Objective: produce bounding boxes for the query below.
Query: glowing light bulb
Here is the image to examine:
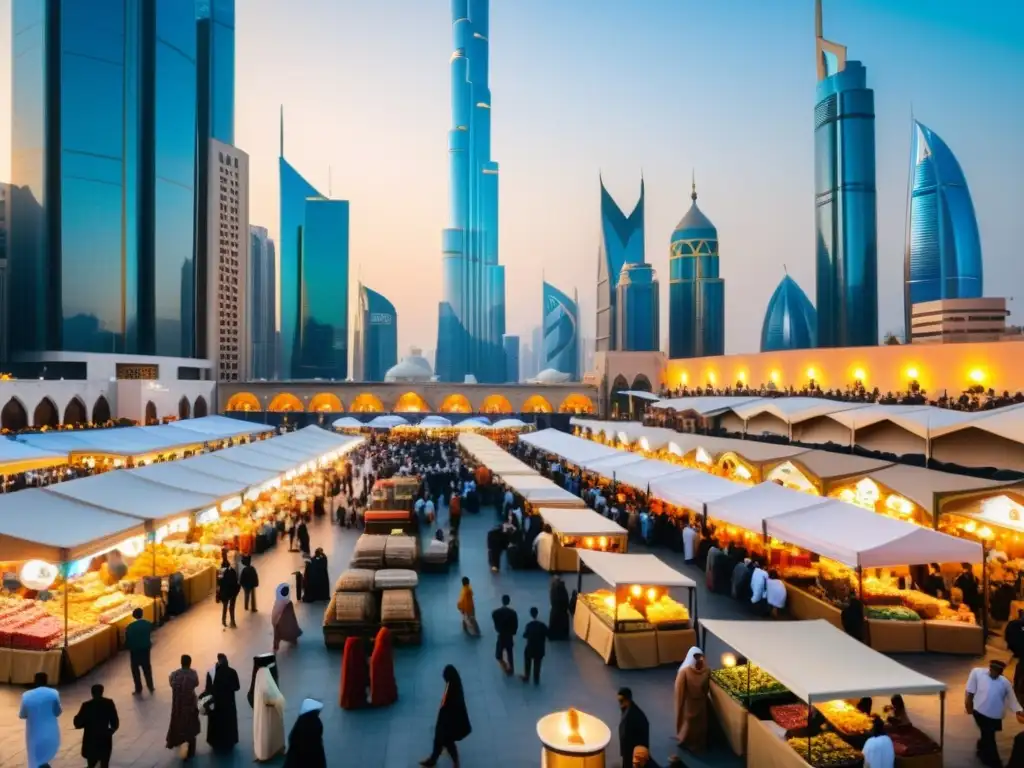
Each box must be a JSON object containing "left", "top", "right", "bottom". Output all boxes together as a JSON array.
[
  {"left": 806, "top": 367, "right": 816, "bottom": 380},
  {"left": 737, "top": 371, "right": 746, "bottom": 383},
  {"left": 584, "top": 536, "right": 595, "bottom": 548},
  {"left": 721, "top": 653, "right": 737, "bottom": 668},
  {"left": 969, "top": 368, "right": 985, "bottom": 384},
  {"left": 906, "top": 367, "right": 919, "bottom": 380},
  {"left": 598, "top": 536, "right": 608, "bottom": 549},
  {"left": 646, "top": 588, "right": 658, "bottom": 602},
  {"left": 630, "top": 585, "right": 643, "bottom": 598},
  {"left": 854, "top": 368, "right": 866, "bottom": 381},
  {"left": 770, "top": 370, "right": 780, "bottom": 384}
]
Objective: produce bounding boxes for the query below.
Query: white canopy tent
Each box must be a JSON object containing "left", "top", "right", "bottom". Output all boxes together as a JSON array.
[
  {"left": 649, "top": 396, "right": 763, "bottom": 416},
  {"left": 704, "top": 482, "right": 830, "bottom": 532},
  {"left": 608, "top": 459, "right": 689, "bottom": 491},
  {"left": 173, "top": 454, "right": 279, "bottom": 486},
  {"left": 649, "top": 472, "right": 745, "bottom": 513},
  {"left": 490, "top": 418, "right": 529, "bottom": 429},
  {"left": 366, "top": 415, "right": 409, "bottom": 429},
  {"left": 46, "top": 471, "right": 223, "bottom": 524},
  {"left": 578, "top": 452, "right": 647, "bottom": 473},
  {"left": 215, "top": 444, "right": 306, "bottom": 472},
  {"left": 333, "top": 416, "right": 365, "bottom": 429},
  {"left": 237, "top": 439, "right": 316, "bottom": 463},
  {"left": 519, "top": 429, "right": 620, "bottom": 465},
  {"left": 539, "top": 507, "right": 628, "bottom": 536},
  {"left": 419, "top": 415, "right": 453, "bottom": 428},
  {"left": 577, "top": 549, "right": 696, "bottom": 589},
  {"left": 0, "top": 439, "right": 68, "bottom": 474},
  {"left": 131, "top": 461, "right": 252, "bottom": 498}
]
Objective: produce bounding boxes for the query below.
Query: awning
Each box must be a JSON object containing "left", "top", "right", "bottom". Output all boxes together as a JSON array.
[
  {"left": 609, "top": 459, "right": 688, "bottom": 491},
  {"left": 519, "top": 429, "right": 620, "bottom": 465},
  {"left": 776, "top": 452, "right": 894, "bottom": 482},
  {"left": 730, "top": 397, "right": 872, "bottom": 424},
  {"left": 649, "top": 396, "right": 763, "bottom": 416},
  {"left": 333, "top": 416, "right": 365, "bottom": 429},
  {"left": 649, "top": 472, "right": 745, "bottom": 512},
  {"left": 491, "top": 418, "right": 528, "bottom": 429},
  {"left": 539, "top": 507, "right": 627, "bottom": 536},
  {"left": 419, "top": 415, "right": 453, "bottom": 428},
  {"left": 45, "top": 471, "right": 222, "bottom": 524},
  {"left": 705, "top": 482, "right": 829, "bottom": 531},
  {"left": 766, "top": 499, "right": 983, "bottom": 568},
  {"left": 0, "top": 439, "right": 68, "bottom": 474},
  {"left": 366, "top": 415, "right": 409, "bottom": 428},
  {"left": 175, "top": 454, "right": 279, "bottom": 486},
  {"left": 862, "top": 464, "right": 1016, "bottom": 517},
  {"left": 701, "top": 619, "right": 946, "bottom": 701},
  {"left": 577, "top": 453, "right": 647, "bottom": 473},
  {"left": 577, "top": 550, "right": 696, "bottom": 589},
  {"left": 617, "top": 390, "right": 661, "bottom": 401},
  {"left": 131, "top": 461, "right": 251, "bottom": 498}
]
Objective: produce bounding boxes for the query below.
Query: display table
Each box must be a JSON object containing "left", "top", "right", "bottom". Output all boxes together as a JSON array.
[
  {"left": 0, "top": 648, "right": 12, "bottom": 684},
  {"left": 745, "top": 714, "right": 809, "bottom": 768},
  {"left": 64, "top": 626, "right": 118, "bottom": 679},
  {"left": 709, "top": 679, "right": 747, "bottom": 756},
  {"left": 923, "top": 620, "right": 984, "bottom": 655},
  {"left": 9, "top": 648, "right": 61, "bottom": 685},
  {"left": 573, "top": 600, "right": 695, "bottom": 668},
  {"left": 784, "top": 584, "right": 843, "bottom": 629},
  {"left": 185, "top": 566, "right": 216, "bottom": 606},
  {"left": 537, "top": 508, "right": 628, "bottom": 572},
  {"left": 866, "top": 619, "right": 926, "bottom": 653}
]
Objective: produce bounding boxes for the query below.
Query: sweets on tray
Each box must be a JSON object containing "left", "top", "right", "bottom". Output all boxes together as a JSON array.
[
  {"left": 644, "top": 595, "right": 689, "bottom": 625},
  {"left": 580, "top": 590, "right": 645, "bottom": 623},
  {"left": 787, "top": 732, "right": 862, "bottom": 767},
  {"left": 815, "top": 700, "right": 873, "bottom": 736},
  {"left": 770, "top": 703, "right": 809, "bottom": 731}
]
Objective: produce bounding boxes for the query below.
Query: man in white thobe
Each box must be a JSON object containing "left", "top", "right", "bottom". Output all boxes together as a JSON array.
[
  {"left": 20, "top": 673, "right": 61, "bottom": 768},
  {"left": 750, "top": 564, "right": 768, "bottom": 605},
  {"left": 682, "top": 524, "right": 697, "bottom": 563}
]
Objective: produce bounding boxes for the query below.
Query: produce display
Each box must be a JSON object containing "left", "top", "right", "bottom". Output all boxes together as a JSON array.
[
  {"left": 815, "top": 700, "right": 873, "bottom": 736},
  {"left": 711, "top": 664, "right": 788, "bottom": 701},
  {"left": 196, "top": 516, "right": 257, "bottom": 547},
  {"left": 580, "top": 590, "right": 645, "bottom": 624},
  {"left": 787, "top": 732, "right": 862, "bottom": 767},
  {"left": 644, "top": 595, "right": 689, "bottom": 625},
  {"left": 770, "top": 703, "right": 810, "bottom": 731},
  {"left": 865, "top": 606, "right": 921, "bottom": 622},
  {"left": 889, "top": 726, "right": 941, "bottom": 758},
  {"left": 124, "top": 543, "right": 219, "bottom": 580}
]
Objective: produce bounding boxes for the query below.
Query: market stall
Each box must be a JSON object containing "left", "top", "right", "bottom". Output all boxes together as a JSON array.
[
  {"left": 535, "top": 507, "right": 628, "bottom": 572},
  {"left": 0, "top": 439, "right": 68, "bottom": 478},
  {"left": 700, "top": 618, "right": 946, "bottom": 767},
  {"left": 649, "top": 471, "right": 745, "bottom": 518},
  {"left": 500, "top": 473, "right": 586, "bottom": 511},
  {"left": 573, "top": 550, "right": 696, "bottom": 669},
  {"left": 519, "top": 428, "right": 620, "bottom": 466}
]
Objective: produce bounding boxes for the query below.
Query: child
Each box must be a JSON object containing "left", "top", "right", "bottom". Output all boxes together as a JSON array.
[{"left": 457, "top": 576, "right": 479, "bottom": 636}]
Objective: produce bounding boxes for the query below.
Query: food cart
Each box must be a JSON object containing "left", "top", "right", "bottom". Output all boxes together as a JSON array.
[
  {"left": 535, "top": 507, "right": 628, "bottom": 572},
  {"left": 701, "top": 619, "right": 945, "bottom": 767},
  {"left": 573, "top": 550, "right": 696, "bottom": 669}
]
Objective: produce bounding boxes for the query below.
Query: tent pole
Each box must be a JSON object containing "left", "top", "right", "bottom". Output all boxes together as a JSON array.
[
  {"left": 939, "top": 690, "right": 946, "bottom": 750},
  {"left": 858, "top": 565, "right": 864, "bottom": 599},
  {"left": 807, "top": 696, "right": 812, "bottom": 759},
  {"left": 982, "top": 541, "right": 990, "bottom": 644}
]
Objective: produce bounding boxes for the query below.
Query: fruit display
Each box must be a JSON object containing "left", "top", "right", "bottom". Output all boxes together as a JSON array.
[
  {"left": 780, "top": 565, "right": 818, "bottom": 584},
  {"left": 787, "top": 732, "right": 862, "bottom": 767},
  {"left": 866, "top": 606, "right": 921, "bottom": 622},
  {"left": 889, "top": 726, "right": 941, "bottom": 757},
  {"left": 711, "top": 664, "right": 789, "bottom": 701},
  {"left": 815, "top": 700, "right": 873, "bottom": 736},
  {"left": 644, "top": 595, "right": 689, "bottom": 625},
  {"left": 580, "top": 590, "right": 645, "bottom": 624},
  {"left": 900, "top": 591, "right": 948, "bottom": 620},
  {"left": 197, "top": 516, "right": 258, "bottom": 547},
  {"left": 770, "top": 703, "right": 810, "bottom": 731},
  {"left": 860, "top": 578, "right": 904, "bottom": 606},
  {"left": 124, "top": 543, "right": 218, "bottom": 580}
]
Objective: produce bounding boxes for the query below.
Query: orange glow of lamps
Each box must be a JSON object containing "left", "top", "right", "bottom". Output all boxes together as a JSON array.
[
  {"left": 906, "top": 366, "right": 919, "bottom": 380},
  {"left": 806, "top": 367, "right": 816, "bottom": 380},
  {"left": 737, "top": 371, "right": 746, "bottom": 383},
  {"left": 630, "top": 585, "right": 643, "bottom": 598},
  {"left": 598, "top": 536, "right": 608, "bottom": 549},
  {"left": 853, "top": 368, "right": 866, "bottom": 381},
  {"left": 969, "top": 368, "right": 985, "bottom": 384},
  {"left": 770, "top": 370, "right": 780, "bottom": 384},
  {"left": 646, "top": 588, "right": 658, "bottom": 602}
]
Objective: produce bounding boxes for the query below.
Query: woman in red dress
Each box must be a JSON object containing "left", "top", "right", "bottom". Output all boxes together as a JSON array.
[
  {"left": 339, "top": 637, "right": 368, "bottom": 710},
  {"left": 369, "top": 627, "right": 398, "bottom": 706}
]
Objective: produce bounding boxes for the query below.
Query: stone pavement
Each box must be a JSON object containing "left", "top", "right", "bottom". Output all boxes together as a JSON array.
[{"left": 0, "top": 496, "right": 1008, "bottom": 767}]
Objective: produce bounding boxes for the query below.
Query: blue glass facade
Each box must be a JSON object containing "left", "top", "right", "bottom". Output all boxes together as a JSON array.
[
  {"left": 503, "top": 334, "right": 519, "bottom": 383},
  {"left": 9, "top": 0, "right": 200, "bottom": 357},
  {"left": 596, "top": 178, "right": 645, "bottom": 352},
  {"left": 903, "top": 121, "right": 983, "bottom": 339},
  {"left": 250, "top": 225, "right": 277, "bottom": 379},
  {"left": 542, "top": 281, "right": 579, "bottom": 379},
  {"left": 814, "top": 2, "right": 877, "bottom": 349},
  {"left": 356, "top": 284, "right": 398, "bottom": 383},
  {"left": 761, "top": 274, "right": 818, "bottom": 352},
  {"left": 615, "top": 263, "right": 659, "bottom": 352},
  {"left": 436, "top": 0, "right": 506, "bottom": 384},
  {"left": 668, "top": 184, "right": 724, "bottom": 359}
]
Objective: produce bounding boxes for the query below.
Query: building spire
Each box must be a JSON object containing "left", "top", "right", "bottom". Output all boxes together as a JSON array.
[
  {"left": 279, "top": 105, "right": 284, "bottom": 157},
  {"left": 690, "top": 169, "right": 697, "bottom": 202},
  {"left": 784, "top": 263, "right": 788, "bottom": 275}
]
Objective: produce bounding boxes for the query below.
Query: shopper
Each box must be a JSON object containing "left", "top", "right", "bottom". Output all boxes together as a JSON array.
[
  {"left": 548, "top": 576, "right": 571, "bottom": 640},
  {"left": 674, "top": 648, "right": 710, "bottom": 753},
  {"left": 20, "top": 672, "right": 62, "bottom": 768},
  {"left": 203, "top": 654, "right": 240, "bottom": 754},
  {"left": 420, "top": 665, "right": 471, "bottom": 767},
  {"left": 166, "top": 655, "right": 201, "bottom": 761},
  {"left": 240, "top": 556, "right": 259, "bottom": 613},
  {"left": 124, "top": 607, "right": 155, "bottom": 694},
  {"left": 492, "top": 594, "right": 519, "bottom": 676},
  {"left": 457, "top": 577, "right": 479, "bottom": 636},
  {"left": 861, "top": 716, "right": 895, "bottom": 768},
  {"left": 283, "top": 699, "right": 327, "bottom": 768},
  {"left": 251, "top": 656, "right": 286, "bottom": 762},
  {"left": 521, "top": 607, "right": 547, "bottom": 685},
  {"left": 617, "top": 687, "right": 650, "bottom": 768},
  {"left": 965, "top": 658, "right": 1024, "bottom": 767},
  {"left": 272, "top": 584, "right": 303, "bottom": 652},
  {"left": 217, "top": 553, "right": 240, "bottom": 629},
  {"left": 73, "top": 684, "right": 119, "bottom": 768}
]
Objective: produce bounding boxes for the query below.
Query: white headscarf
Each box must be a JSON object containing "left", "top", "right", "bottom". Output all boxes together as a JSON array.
[
  {"left": 299, "top": 698, "right": 324, "bottom": 715},
  {"left": 679, "top": 646, "right": 704, "bottom": 672},
  {"left": 275, "top": 583, "right": 290, "bottom": 604}
]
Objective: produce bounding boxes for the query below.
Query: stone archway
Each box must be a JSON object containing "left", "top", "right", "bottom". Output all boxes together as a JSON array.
[
  {"left": 558, "top": 393, "right": 595, "bottom": 414},
  {"left": 480, "top": 394, "right": 514, "bottom": 414},
  {"left": 439, "top": 393, "right": 472, "bottom": 413},
  {"left": 309, "top": 392, "right": 344, "bottom": 413},
  {"left": 33, "top": 397, "right": 59, "bottom": 428},
  {"left": 178, "top": 396, "right": 192, "bottom": 420},
  {"left": 610, "top": 374, "right": 631, "bottom": 418},
  {"left": 145, "top": 401, "right": 158, "bottom": 425},
  {"left": 1, "top": 398, "right": 28, "bottom": 432},
  {"left": 225, "top": 392, "right": 260, "bottom": 412},
  {"left": 92, "top": 396, "right": 112, "bottom": 425},
  {"left": 394, "top": 392, "right": 430, "bottom": 413},
  {"left": 631, "top": 374, "right": 653, "bottom": 392},
  {"left": 349, "top": 393, "right": 385, "bottom": 413},
  {"left": 521, "top": 395, "right": 553, "bottom": 414},
  {"left": 194, "top": 396, "right": 208, "bottom": 418},
  {"left": 268, "top": 393, "right": 303, "bottom": 412},
  {"left": 63, "top": 397, "right": 88, "bottom": 426}
]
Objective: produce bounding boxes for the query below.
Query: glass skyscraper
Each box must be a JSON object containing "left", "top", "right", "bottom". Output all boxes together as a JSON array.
[
  {"left": 668, "top": 181, "right": 724, "bottom": 359},
  {"left": 435, "top": 0, "right": 506, "bottom": 384},
  {"left": 10, "top": 0, "right": 199, "bottom": 357},
  {"left": 353, "top": 283, "right": 398, "bottom": 383},
  {"left": 761, "top": 273, "right": 818, "bottom": 352},
  {"left": 503, "top": 334, "right": 519, "bottom": 383},
  {"left": 814, "top": 0, "right": 877, "bottom": 348},
  {"left": 596, "top": 177, "right": 645, "bottom": 352},
  {"left": 615, "top": 262, "right": 660, "bottom": 352},
  {"left": 250, "top": 225, "right": 277, "bottom": 380},
  {"left": 542, "top": 281, "right": 579, "bottom": 379},
  {"left": 903, "top": 120, "right": 983, "bottom": 340}
]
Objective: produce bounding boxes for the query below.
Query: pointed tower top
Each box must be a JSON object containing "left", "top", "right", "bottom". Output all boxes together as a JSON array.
[
  {"left": 279, "top": 105, "right": 284, "bottom": 157},
  {"left": 691, "top": 169, "right": 697, "bottom": 202},
  {"left": 784, "top": 263, "right": 788, "bottom": 275}
]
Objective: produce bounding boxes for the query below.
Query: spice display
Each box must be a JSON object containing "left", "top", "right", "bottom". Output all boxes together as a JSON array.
[
  {"left": 711, "top": 664, "right": 788, "bottom": 701},
  {"left": 787, "top": 732, "right": 862, "bottom": 767},
  {"left": 770, "top": 703, "right": 810, "bottom": 731},
  {"left": 815, "top": 700, "right": 873, "bottom": 735}
]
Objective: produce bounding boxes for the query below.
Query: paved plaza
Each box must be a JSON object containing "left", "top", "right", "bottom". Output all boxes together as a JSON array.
[{"left": 0, "top": 498, "right": 1014, "bottom": 767}]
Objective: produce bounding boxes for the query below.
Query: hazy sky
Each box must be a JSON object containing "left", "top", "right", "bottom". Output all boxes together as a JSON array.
[{"left": 1, "top": 0, "right": 1022, "bottom": 360}]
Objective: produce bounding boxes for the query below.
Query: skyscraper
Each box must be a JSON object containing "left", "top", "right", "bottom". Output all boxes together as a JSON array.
[
  {"left": 9, "top": 0, "right": 200, "bottom": 357},
  {"left": 353, "top": 283, "right": 398, "bottom": 382},
  {"left": 761, "top": 273, "right": 818, "bottom": 352},
  {"left": 0, "top": 182, "right": 7, "bottom": 363},
  {"left": 668, "top": 179, "right": 724, "bottom": 359},
  {"left": 616, "top": 263, "right": 660, "bottom": 352},
  {"left": 814, "top": 0, "right": 878, "bottom": 348},
  {"left": 596, "top": 177, "right": 645, "bottom": 352},
  {"left": 249, "top": 226, "right": 277, "bottom": 380},
  {"left": 435, "top": 0, "right": 506, "bottom": 384},
  {"left": 542, "top": 281, "right": 579, "bottom": 379},
  {"left": 903, "top": 120, "right": 983, "bottom": 340},
  {"left": 503, "top": 334, "right": 519, "bottom": 384}
]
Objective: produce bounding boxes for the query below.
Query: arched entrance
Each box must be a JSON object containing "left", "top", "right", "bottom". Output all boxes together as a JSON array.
[
  {"left": 225, "top": 392, "right": 260, "bottom": 412},
  {"left": 33, "top": 398, "right": 59, "bottom": 428},
  {"left": 521, "top": 395, "right": 554, "bottom": 414},
  {"left": 194, "top": 396, "right": 208, "bottom": 418},
  {"left": 1, "top": 398, "right": 28, "bottom": 432},
  {"left": 558, "top": 393, "right": 595, "bottom": 414},
  {"left": 480, "top": 394, "right": 513, "bottom": 414},
  {"left": 144, "top": 401, "right": 158, "bottom": 425},
  {"left": 394, "top": 392, "right": 430, "bottom": 413},
  {"left": 178, "top": 396, "right": 192, "bottom": 420},
  {"left": 63, "top": 397, "right": 88, "bottom": 426},
  {"left": 349, "top": 393, "right": 384, "bottom": 413},
  {"left": 610, "top": 374, "right": 630, "bottom": 418},
  {"left": 92, "top": 396, "right": 111, "bottom": 425},
  {"left": 268, "top": 393, "right": 303, "bottom": 412},
  {"left": 631, "top": 374, "right": 653, "bottom": 392},
  {"left": 439, "top": 393, "right": 472, "bottom": 413},
  {"left": 308, "top": 393, "right": 344, "bottom": 412}
]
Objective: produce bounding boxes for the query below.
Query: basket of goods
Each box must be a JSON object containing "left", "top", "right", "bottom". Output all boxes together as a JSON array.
[
  {"left": 770, "top": 703, "right": 810, "bottom": 732},
  {"left": 781, "top": 566, "right": 819, "bottom": 586},
  {"left": 381, "top": 589, "right": 416, "bottom": 622},
  {"left": 861, "top": 580, "right": 904, "bottom": 606},
  {"left": 710, "top": 664, "right": 789, "bottom": 702},
  {"left": 815, "top": 700, "right": 874, "bottom": 736},
  {"left": 383, "top": 535, "right": 418, "bottom": 569},
  {"left": 787, "top": 732, "right": 862, "bottom": 767},
  {"left": 373, "top": 569, "right": 419, "bottom": 590},
  {"left": 888, "top": 727, "right": 941, "bottom": 758},
  {"left": 334, "top": 592, "right": 375, "bottom": 623},
  {"left": 350, "top": 535, "right": 388, "bottom": 569},
  {"left": 335, "top": 569, "right": 375, "bottom": 593},
  {"left": 865, "top": 606, "right": 921, "bottom": 622},
  {"left": 644, "top": 595, "right": 689, "bottom": 625},
  {"left": 581, "top": 590, "right": 645, "bottom": 625}
]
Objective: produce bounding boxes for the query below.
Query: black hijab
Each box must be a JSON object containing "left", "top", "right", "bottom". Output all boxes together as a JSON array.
[
  {"left": 247, "top": 653, "right": 277, "bottom": 708},
  {"left": 437, "top": 665, "right": 472, "bottom": 742}
]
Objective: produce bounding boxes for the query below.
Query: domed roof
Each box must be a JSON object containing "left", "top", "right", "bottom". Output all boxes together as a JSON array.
[
  {"left": 671, "top": 181, "right": 717, "bottom": 243},
  {"left": 530, "top": 368, "right": 571, "bottom": 384},
  {"left": 760, "top": 274, "right": 817, "bottom": 353},
  {"left": 384, "top": 347, "right": 433, "bottom": 382}
]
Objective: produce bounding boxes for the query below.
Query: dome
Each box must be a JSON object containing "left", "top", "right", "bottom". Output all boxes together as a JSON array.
[
  {"left": 385, "top": 347, "right": 433, "bottom": 382},
  {"left": 671, "top": 182, "right": 717, "bottom": 243},
  {"left": 760, "top": 274, "right": 817, "bottom": 352},
  {"left": 530, "top": 368, "right": 571, "bottom": 384}
]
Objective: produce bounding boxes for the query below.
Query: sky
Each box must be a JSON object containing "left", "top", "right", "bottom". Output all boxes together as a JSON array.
[{"left": 1, "top": 0, "right": 1022, "bottom": 362}]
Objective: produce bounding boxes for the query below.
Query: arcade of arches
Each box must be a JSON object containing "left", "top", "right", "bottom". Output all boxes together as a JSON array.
[
  {"left": 439, "top": 394, "right": 472, "bottom": 413},
  {"left": 394, "top": 392, "right": 430, "bottom": 413},
  {"left": 308, "top": 393, "right": 344, "bottom": 413},
  {"left": 521, "top": 395, "right": 553, "bottom": 414},
  {"left": 225, "top": 392, "right": 261, "bottom": 412},
  {"left": 268, "top": 393, "right": 303, "bottom": 413},
  {"left": 349, "top": 393, "right": 385, "bottom": 413},
  {"left": 0, "top": 395, "right": 119, "bottom": 432},
  {"left": 479, "top": 394, "right": 513, "bottom": 414},
  {"left": 558, "top": 393, "right": 595, "bottom": 414}
]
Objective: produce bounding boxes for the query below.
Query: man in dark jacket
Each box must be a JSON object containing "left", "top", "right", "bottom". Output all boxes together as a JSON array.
[
  {"left": 731, "top": 559, "right": 755, "bottom": 602},
  {"left": 1007, "top": 609, "right": 1024, "bottom": 657},
  {"left": 491, "top": 595, "right": 519, "bottom": 676},
  {"left": 521, "top": 607, "right": 547, "bottom": 685},
  {"left": 218, "top": 554, "right": 240, "bottom": 628},
  {"left": 239, "top": 557, "right": 259, "bottom": 613},
  {"left": 124, "top": 608, "right": 154, "bottom": 694},
  {"left": 617, "top": 687, "right": 649, "bottom": 768},
  {"left": 73, "top": 683, "right": 119, "bottom": 768}
]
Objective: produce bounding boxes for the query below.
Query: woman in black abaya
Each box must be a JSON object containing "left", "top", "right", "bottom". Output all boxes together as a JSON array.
[
  {"left": 548, "top": 576, "right": 570, "bottom": 640},
  {"left": 204, "top": 654, "right": 240, "bottom": 754},
  {"left": 420, "top": 665, "right": 471, "bottom": 767}
]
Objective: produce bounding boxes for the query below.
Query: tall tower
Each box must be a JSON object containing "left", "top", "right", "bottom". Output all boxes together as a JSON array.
[
  {"left": 435, "top": 0, "right": 505, "bottom": 383},
  {"left": 542, "top": 281, "right": 580, "bottom": 379},
  {"left": 814, "top": 0, "right": 878, "bottom": 348},
  {"left": 596, "top": 177, "right": 645, "bottom": 353}
]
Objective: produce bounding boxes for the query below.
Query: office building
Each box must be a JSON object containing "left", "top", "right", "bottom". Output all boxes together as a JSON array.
[
  {"left": 761, "top": 273, "right": 818, "bottom": 352},
  {"left": 435, "top": 0, "right": 506, "bottom": 384},
  {"left": 353, "top": 283, "right": 398, "bottom": 382},
  {"left": 278, "top": 112, "right": 350, "bottom": 379},
  {"left": 597, "top": 177, "right": 645, "bottom": 352},
  {"left": 616, "top": 263, "right": 660, "bottom": 352},
  {"left": 814, "top": 0, "right": 878, "bottom": 348},
  {"left": 249, "top": 226, "right": 277, "bottom": 380},
  {"left": 668, "top": 179, "right": 724, "bottom": 359},
  {"left": 0, "top": 182, "right": 7, "bottom": 363},
  {"left": 503, "top": 334, "right": 519, "bottom": 383},
  {"left": 204, "top": 140, "right": 249, "bottom": 382},
  {"left": 904, "top": 120, "right": 983, "bottom": 340},
  {"left": 910, "top": 298, "right": 1009, "bottom": 344},
  {"left": 9, "top": 0, "right": 200, "bottom": 358},
  {"left": 542, "top": 281, "right": 579, "bottom": 379}
]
